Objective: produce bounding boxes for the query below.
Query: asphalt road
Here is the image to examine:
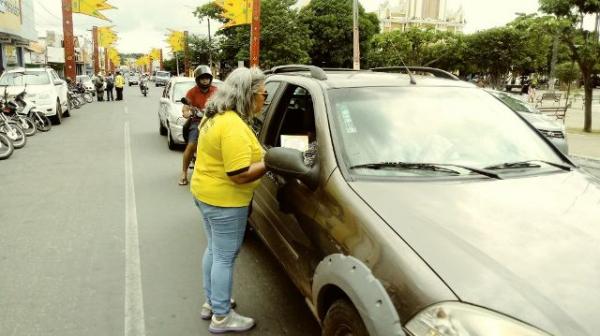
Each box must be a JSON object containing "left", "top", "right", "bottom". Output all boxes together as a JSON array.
[{"left": 0, "top": 85, "right": 320, "bottom": 336}]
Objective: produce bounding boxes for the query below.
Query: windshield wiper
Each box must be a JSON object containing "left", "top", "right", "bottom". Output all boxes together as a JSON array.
[
  {"left": 349, "top": 162, "right": 501, "bottom": 179},
  {"left": 485, "top": 160, "right": 572, "bottom": 171}
]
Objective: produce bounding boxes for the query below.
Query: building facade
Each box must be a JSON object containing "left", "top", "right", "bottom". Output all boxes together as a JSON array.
[
  {"left": 378, "top": 0, "right": 465, "bottom": 33},
  {"left": 0, "top": 0, "right": 37, "bottom": 74}
]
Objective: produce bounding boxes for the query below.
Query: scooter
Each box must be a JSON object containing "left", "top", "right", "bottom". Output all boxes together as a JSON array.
[
  {"left": 140, "top": 81, "right": 148, "bottom": 97},
  {"left": 14, "top": 87, "right": 52, "bottom": 132}
]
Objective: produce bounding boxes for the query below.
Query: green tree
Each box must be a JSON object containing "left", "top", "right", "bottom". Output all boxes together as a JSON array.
[
  {"left": 299, "top": 0, "right": 379, "bottom": 67},
  {"left": 540, "top": 0, "right": 600, "bottom": 132},
  {"left": 367, "top": 28, "right": 467, "bottom": 73},
  {"left": 194, "top": 0, "right": 312, "bottom": 70},
  {"left": 506, "top": 14, "right": 556, "bottom": 75},
  {"left": 555, "top": 61, "right": 582, "bottom": 85}
]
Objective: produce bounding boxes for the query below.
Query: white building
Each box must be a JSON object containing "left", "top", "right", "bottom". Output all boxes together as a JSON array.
[{"left": 378, "top": 0, "right": 465, "bottom": 33}]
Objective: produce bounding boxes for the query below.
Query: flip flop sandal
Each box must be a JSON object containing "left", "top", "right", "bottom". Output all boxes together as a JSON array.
[{"left": 178, "top": 177, "right": 189, "bottom": 186}]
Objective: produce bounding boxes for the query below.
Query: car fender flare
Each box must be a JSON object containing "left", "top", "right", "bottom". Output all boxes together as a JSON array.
[{"left": 312, "top": 253, "right": 405, "bottom": 336}]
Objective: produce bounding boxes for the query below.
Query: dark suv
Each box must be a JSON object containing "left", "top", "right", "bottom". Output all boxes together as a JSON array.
[{"left": 249, "top": 65, "right": 600, "bottom": 336}]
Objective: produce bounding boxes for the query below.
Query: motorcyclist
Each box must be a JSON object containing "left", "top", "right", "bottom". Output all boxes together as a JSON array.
[
  {"left": 178, "top": 65, "right": 218, "bottom": 185},
  {"left": 140, "top": 74, "right": 149, "bottom": 94}
]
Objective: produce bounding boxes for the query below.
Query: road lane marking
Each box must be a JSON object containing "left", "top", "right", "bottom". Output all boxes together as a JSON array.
[
  {"left": 124, "top": 122, "right": 147, "bottom": 336},
  {"left": 124, "top": 106, "right": 129, "bottom": 115}
]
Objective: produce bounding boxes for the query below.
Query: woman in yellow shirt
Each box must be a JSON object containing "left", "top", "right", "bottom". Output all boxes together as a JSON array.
[{"left": 191, "top": 67, "right": 268, "bottom": 333}]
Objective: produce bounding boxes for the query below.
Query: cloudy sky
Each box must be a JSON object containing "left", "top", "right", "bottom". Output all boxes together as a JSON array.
[{"left": 32, "top": 0, "right": 570, "bottom": 56}]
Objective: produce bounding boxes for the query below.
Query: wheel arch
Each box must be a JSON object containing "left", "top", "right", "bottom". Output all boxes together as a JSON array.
[{"left": 312, "top": 253, "right": 406, "bottom": 336}]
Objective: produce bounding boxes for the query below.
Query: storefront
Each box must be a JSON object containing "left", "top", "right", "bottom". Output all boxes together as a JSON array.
[{"left": 0, "top": 0, "right": 37, "bottom": 74}]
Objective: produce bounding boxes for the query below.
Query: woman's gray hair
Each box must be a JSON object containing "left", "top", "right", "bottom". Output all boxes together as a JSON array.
[{"left": 204, "top": 67, "right": 266, "bottom": 122}]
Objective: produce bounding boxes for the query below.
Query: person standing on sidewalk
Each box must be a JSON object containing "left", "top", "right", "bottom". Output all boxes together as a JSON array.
[
  {"left": 179, "top": 65, "right": 218, "bottom": 186},
  {"left": 114, "top": 71, "right": 125, "bottom": 101},
  {"left": 94, "top": 73, "right": 105, "bottom": 101},
  {"left": 105, "top": 72, "right": 115, "bottom": 101},
  {"left": 191, "top": 67, "right": 268, "bottom": 333}
]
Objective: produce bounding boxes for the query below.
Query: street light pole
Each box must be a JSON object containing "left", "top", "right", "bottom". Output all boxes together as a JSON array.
[{"left": 352, "top": 0, "right": 360, "bottom": 70}]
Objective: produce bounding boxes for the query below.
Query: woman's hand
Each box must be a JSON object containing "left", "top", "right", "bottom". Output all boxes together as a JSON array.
[
  {"left": 228, "top": 160, "right": 267, "bottom": 185},
  {"left": 182, "top": 105, "right": 192, "bottom": 119}
]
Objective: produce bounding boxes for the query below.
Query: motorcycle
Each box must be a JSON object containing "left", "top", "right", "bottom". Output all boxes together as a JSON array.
[
  {"left": 140, "top": 81, "right": 148, "bottom": 97},
  {"left": 13, "top": 87, "right": 52, "bottom": 132},
  {"left": 0, "top": 131, "right": 14, "bottom": 159},
  {"left": 0, "top": 88, "right": 27, "bottom": 149}
]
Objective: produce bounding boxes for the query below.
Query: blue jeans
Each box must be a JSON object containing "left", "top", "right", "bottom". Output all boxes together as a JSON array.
[{"left": 194, "top": 198, "right": 248, "bottom": 316}]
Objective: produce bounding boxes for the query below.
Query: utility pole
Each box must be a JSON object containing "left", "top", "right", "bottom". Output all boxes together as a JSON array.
[
  {"left": 92, "top": 26, "right": 100, "bottom": 74},
  {"left": 175, "top": 52, "right": 180, "bottom": 76},
  {"left": 207, "top": 18, "right": 212, "bottom": 70},
  {"left": 61, "top": 0, "right": 76, "bottom": 80},
  {"left": 104, "top": 47, "right": 109, "bottom": 74},
  {"left": 352, "top": 0, "right": 360, "bottom": 70},
  {"left": 183, "top": 30, "right": 190, "bottom": 76},
  {"left": 159, "top": 49, "right": 163, "bottom": 70},
  {"left": 549, "top": 36, "right": 558, "bottom": 91},
  {"left": 250, "top": 0, "right": 261, "bottom": 67}
]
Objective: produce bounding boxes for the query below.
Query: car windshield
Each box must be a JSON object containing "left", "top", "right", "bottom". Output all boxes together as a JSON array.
[
  {"left": 492, "top": 92, "right": 538, "bottom": 114},
  {"left": 156, "top": 71, "right": 170, "bottom": 78},
  {"left": 0, "top": 71, "right": 51, "bottom": 85},
  {"left": 328, "top": 87, "right": 562, "bottom": 177},
  {"left": 173, "top": 82, "right": 196, "bottom": 102}
]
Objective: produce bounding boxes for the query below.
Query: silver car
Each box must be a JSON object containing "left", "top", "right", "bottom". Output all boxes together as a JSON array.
[
  {"left": 154, "top": 70, "right": 171, "bottom": 87},
  {"left": 489, "top": 90, "right": 569, "bottom": 154},
  {"left": 157, "top": 77, "right": 222, "bottom": 149}
]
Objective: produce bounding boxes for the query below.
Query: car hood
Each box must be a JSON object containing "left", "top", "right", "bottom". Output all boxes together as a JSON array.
[
  {"left": 520, "top": 112, "right": 563, "bottom": 131},
  {"left": 349, "top": 171, "right": 600, "bottom": 336}
]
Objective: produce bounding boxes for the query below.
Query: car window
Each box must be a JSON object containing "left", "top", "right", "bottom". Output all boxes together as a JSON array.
[
  {"left": 156, "top": 71, "right": 170, "bottom": 78},
  {"left": 328, "top": 86, "right": 562, "bottom": 176},
  {"left": 51, "top": 71, "right": 60, "bottom": 81},
  {"left": 263, "top": 84, "right": 316, "bottom": 151},
  {"left": 172, "top": 81, "right": 195, "bottom": 102},
  {"left": 253, "top": 81, "right": 281, "bottom": 134},
  {"left": 494, "top": 92, "right": 538, "bottom": 114},
  {"left": 0, "top": 71, "right": 51, "bottom": 85}
]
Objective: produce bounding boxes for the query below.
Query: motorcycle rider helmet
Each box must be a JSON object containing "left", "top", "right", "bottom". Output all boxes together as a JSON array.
[{"left": 193, "top": 65, "right": 213, "bottom": 90}]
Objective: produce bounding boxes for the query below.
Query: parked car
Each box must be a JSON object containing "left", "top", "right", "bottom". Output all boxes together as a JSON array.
[
  {"left": 154, "top": 70, "right": 171, "bottom": 87},
  {"left": 128, "top": 74, "right": 139, "bottom": 86},
  {"left": 248, "top": 65, "right": 600, "bottom": 336},
  {"left": 76, "top": 75, "right": 94, "bottom": 92},
  {"left": 488, "top": 90, "right": 569, "bottom": 154},
  {"left": 157, "top": 77, "right": 222, "bottom": 149},
  {"left": 0, "top": 67, "right": 69, "bottom": 124}
]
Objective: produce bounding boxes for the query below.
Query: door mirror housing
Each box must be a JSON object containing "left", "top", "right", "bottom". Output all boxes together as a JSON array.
[
  {"left": 54, "top": 79, "right": 64, "bottom": 86},
  {"left": 265, "top": 147, "right": 319, "bottom": 190}
]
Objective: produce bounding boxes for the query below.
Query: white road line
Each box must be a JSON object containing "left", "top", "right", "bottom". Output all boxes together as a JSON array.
[
  {"left": 124, "top": 122, "right": 147, "bottom": 336},
  {"left": 124, "top": 106, "right": 129, "bottom": 115}
]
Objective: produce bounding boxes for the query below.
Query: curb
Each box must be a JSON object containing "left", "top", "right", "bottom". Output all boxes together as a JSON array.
[{"left": 571, "top": 155, "right": 600, "bottom": 168}]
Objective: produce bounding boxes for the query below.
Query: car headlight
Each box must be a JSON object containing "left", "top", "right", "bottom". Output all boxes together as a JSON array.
[
  {"left": 406, "top": 302, "right": 550, "bottom": 336},
  {"left": 538, "top": 129, "right": 565, "bottom": 139}
]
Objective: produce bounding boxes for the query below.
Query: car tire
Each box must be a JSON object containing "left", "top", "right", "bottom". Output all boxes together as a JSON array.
[
  {"left": 159, "top": 119, "right": 167, "bottom": 136},
  {"left": 51, "top": 100, "right": 63, "bottom": 125},
  {"left": 166, "top": 123, "right": 177, "bottom": 150},
  {"left": 322, "top": 299, "right": 368, "bottom": 336}
]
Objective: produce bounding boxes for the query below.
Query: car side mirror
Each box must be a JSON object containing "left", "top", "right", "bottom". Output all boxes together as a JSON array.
[
  {"left": 180, "top": 97, "right": 189, "bottom": 105},
  {"left": 265, "top": 147, "right": 319, "bottom": 190},
  {"left": 54, "top": 80, "right": 64, "bottom": 86}
]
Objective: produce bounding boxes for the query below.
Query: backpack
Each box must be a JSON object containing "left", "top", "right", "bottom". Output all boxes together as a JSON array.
[{"left": 106, "top": 77, "right": 114, "bottom": 88}]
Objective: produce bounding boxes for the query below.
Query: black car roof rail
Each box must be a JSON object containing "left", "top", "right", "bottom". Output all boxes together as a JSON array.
[
  {"left": 370, "top": 66, "right": 460, "bottom": 81},
  {"left": 266, "top": 64, "right": 328, "bottom": 80}
]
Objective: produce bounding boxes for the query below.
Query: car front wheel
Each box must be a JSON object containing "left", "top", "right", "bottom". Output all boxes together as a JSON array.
[
  {"left": 52, "top": 100, "right": 63, "bottom": 125},
  {"left": 322, "top": 299, "right": 368, "bottom": 336}
]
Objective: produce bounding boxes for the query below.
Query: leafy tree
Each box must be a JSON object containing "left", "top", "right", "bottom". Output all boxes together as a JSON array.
[
  {"left": 540, "top": 0, "right": 600, "bottom": 132},
  {"left": 194, "top": 0, "right": 311, "bottom": 71},
  {"left": 506, "top": 14, "right": 556, "bottom": 75},
  {"left": 367, "top": 28, "right": 467, "bottom": 73},
  {"left": 299, "top": 0, "right": 379, "bottom": 67},
  {"left": 555, "top": 61, "right": 582, "bottom": 85}
]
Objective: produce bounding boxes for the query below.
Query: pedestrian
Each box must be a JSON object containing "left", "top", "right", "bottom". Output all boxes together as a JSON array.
[
  {"left": 115, "top": 71, "right": 125, "bottom": 101},
  {"left": 94, "top": 73, "right": 105, "bottom": 101},
  {"left": 179, "top": 65, "right": 218, "bottom": 186},
  {"left": 528, "top": 84, "right": 537, "bottom": 103},
  {"left": 191, "top": 67, "right": 268, "bottom": 333},
  {"left": 105, "top": 72, "right": 115, "bottom": 101}
]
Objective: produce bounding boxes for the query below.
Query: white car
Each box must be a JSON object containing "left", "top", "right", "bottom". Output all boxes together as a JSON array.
[
  {"left": 158, "top": 77, "right": 222, "bottom": 149},
  {"left": 0, "top": 68, "right": 69, "bottom": 124},
  {"left": 76, "top": 75, "right": 94, "bottom": 92}
]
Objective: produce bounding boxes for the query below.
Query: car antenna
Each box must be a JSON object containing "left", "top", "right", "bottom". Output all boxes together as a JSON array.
[{"left": 400, "top": 58, "right": 417, "bottom": 85}]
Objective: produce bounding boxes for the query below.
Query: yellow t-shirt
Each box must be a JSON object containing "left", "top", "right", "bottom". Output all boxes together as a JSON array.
[{"left": 190, "top": 111, "right": 264, "bottom": 207}]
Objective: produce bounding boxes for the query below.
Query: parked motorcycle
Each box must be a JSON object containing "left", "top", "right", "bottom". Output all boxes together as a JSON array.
[
  {"left": 13, "top": 87, "right": 52, "bottom": 132},
  {"left": 0, "top": 132, "right": 14, "bottom": 159},
  {"left": 0, "top": 88, "right": 27, "bottom": 149}
]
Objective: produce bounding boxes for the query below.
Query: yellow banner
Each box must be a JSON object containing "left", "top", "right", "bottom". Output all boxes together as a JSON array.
[
  {"left": 215, "top": 0, "right": 252, "bottom": 28},
  {"left": 0, "top": 0, "right": 22, "bottom": 31},
  {"left": 98, "top": 26, "right": 118, "bottom": 48},
  {"left": 166, "top": 30, "right": 185, "bottom": 52},
  {"left": 72, "top": 0, "right": 117, "bottom": 21},
  {"left": 149, "top": 48, "right": 161, "bottom": 60}
]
